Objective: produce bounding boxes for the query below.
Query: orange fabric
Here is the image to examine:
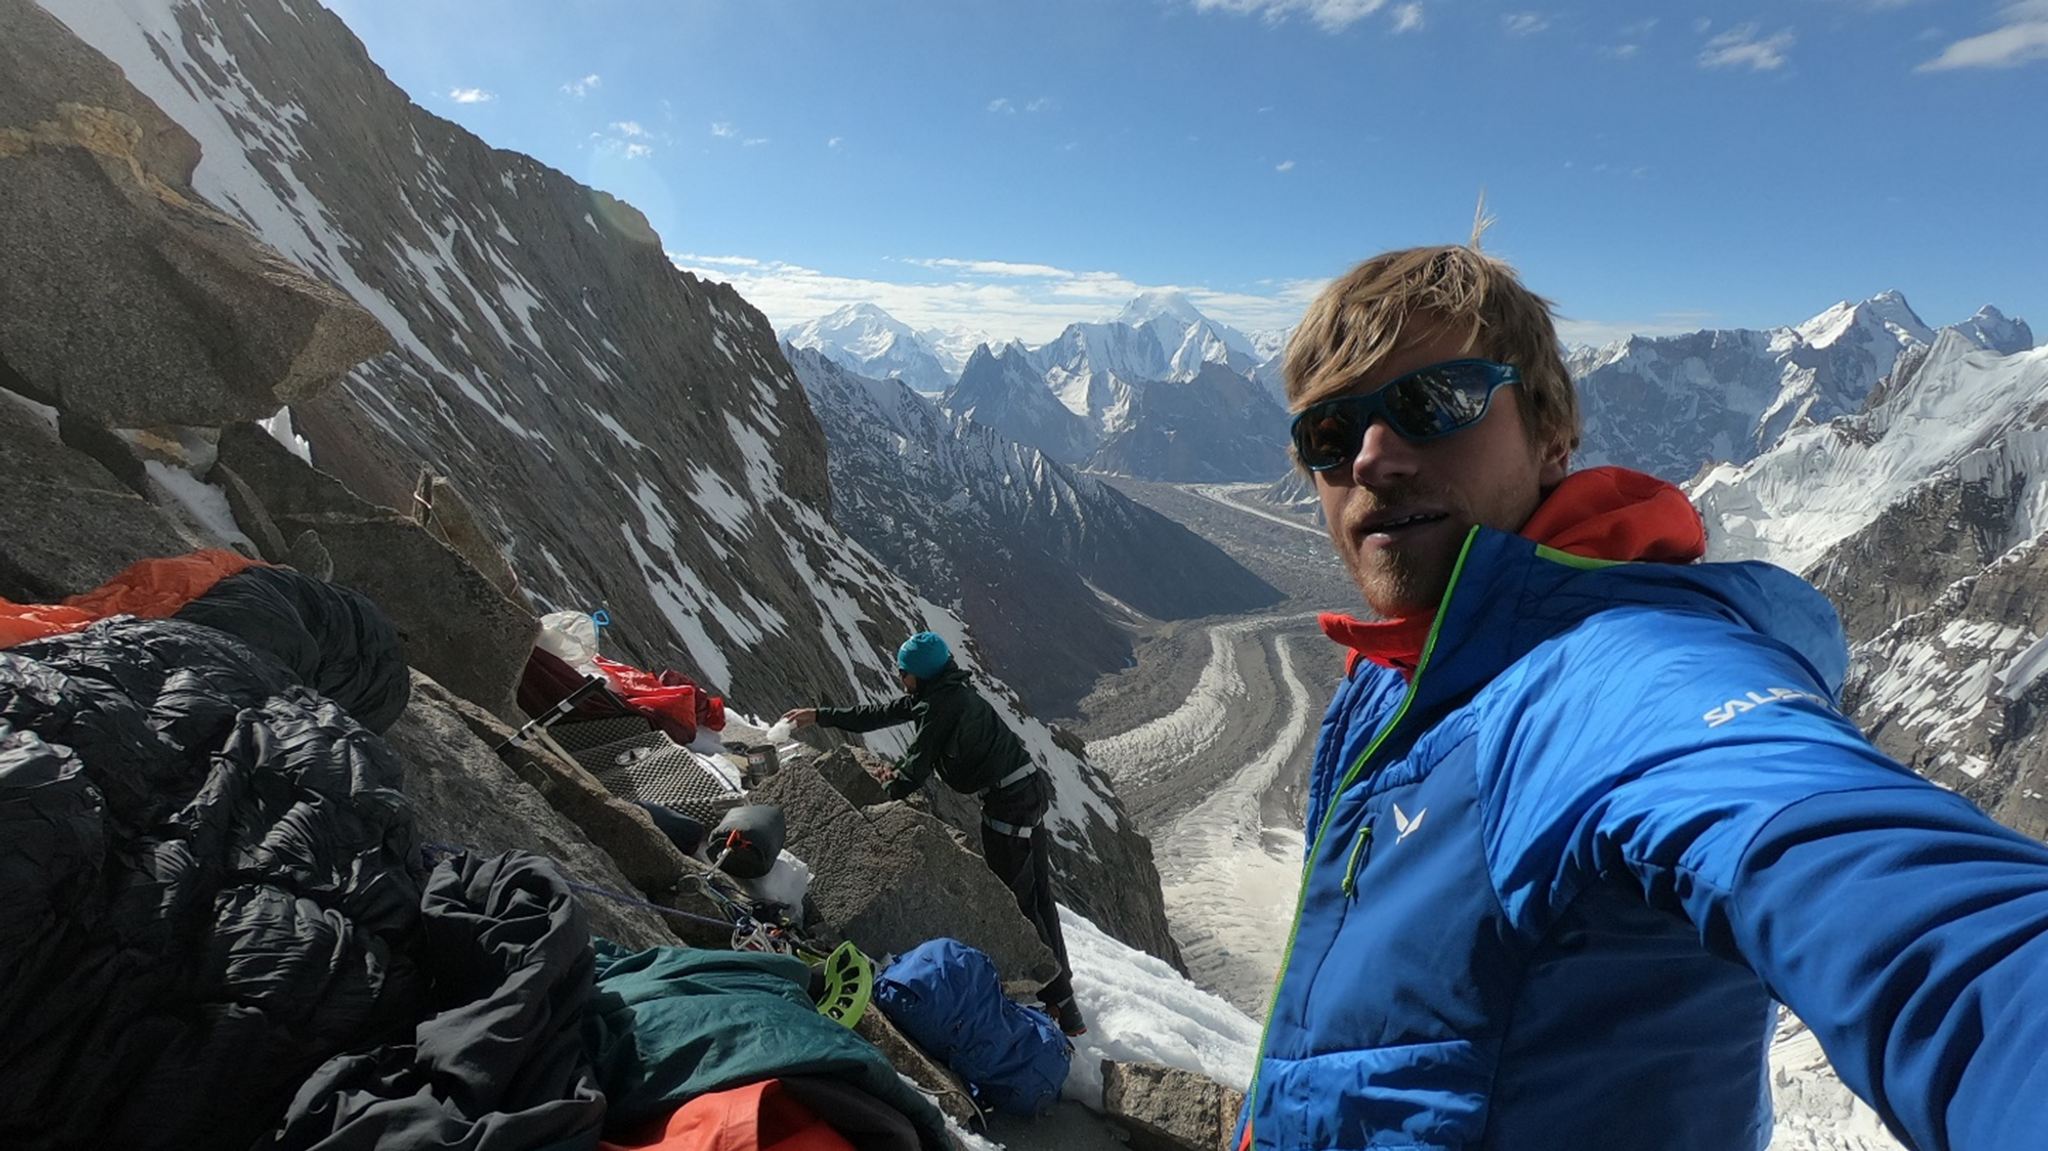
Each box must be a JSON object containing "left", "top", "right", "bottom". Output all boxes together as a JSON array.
[
  {"left": 0, "top": 550, "right": 265, "bottom": 649},
  {"left": 1517, "top": 465, "right": 1707, "bottom": 565},
  {"left": 592, "top": 654, "right": 728, "bottom": 740},
  {"left": 600, "top": 1079, "right": 857, "bottom": 1151},
  {"left": 1322, "top": 466, "right": 1707, "bottom": 676}
]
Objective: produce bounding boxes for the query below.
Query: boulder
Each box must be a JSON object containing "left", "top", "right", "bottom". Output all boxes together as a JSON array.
[
  {"left": 751, "top": 749, "right": 1059, "bottom": 992},
  {"left": 213, "top": 421, "right": 535, "bottom": 721},
  {"left": 412, "top": 469, "right": 522, "bottom": 600},
  {"left": 912, "top": 739, "right": 1188, "bottom": 975},
  {"left": 0, "top": 0, "right": 388, "bottom": 429},
  {"left": 1102, "top": 1062, "right": 1245, "bottom": 1151},
  {"left": 0, "top": 392, "right": 198, "bottom": 601},
  {"left": 418, "top": 675, "right": 693, "bottom": 896},
  {"left": 385, "top": 669, "right": 677, "bottom": 950}
]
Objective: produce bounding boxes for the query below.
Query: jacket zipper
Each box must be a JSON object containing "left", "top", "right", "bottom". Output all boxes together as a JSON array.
[
  {"left": 1242, "top": 527, "right": 1482, "bottom": 1148},
  {"left": 1340, "top": 820, "right": 1374, "bottom": 898}
]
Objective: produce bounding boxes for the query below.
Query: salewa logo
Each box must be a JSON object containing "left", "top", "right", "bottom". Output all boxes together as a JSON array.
[
  {"left": 1703, "top": 686, "right": 1832, "bottom": 728},
  {"left": 1393, "top": 803, "right": 1426, "bottom": 842}
]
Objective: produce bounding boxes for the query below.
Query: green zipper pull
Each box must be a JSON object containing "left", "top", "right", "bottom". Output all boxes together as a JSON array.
[{"left": 1340, "top": 821, "right": 1374, "bottom": 897}]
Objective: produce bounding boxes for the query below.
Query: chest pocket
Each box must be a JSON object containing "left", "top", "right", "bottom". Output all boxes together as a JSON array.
[{"left": 1295, "top": 732, "right": 1511, "bottom": 1051}]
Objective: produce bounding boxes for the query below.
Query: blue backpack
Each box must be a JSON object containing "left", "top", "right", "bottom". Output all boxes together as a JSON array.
[{"left": 873, "top": 938, "right": 1071, "bottom": 1116}]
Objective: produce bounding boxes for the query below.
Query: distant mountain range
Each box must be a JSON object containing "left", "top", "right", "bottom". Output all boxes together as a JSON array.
[
  {"left": 787, "top": 292, "right": 1293, "bottom": 482},
  {"left": 1686, "top": 325, "right": 2048, "bottom": 858},
  {"left": 790, "top": 289, "right": 2035, "bottom": 492},
  {"left": 1572, "top": 290, "right": 2032, "bottom": 482},
  {"left": 783, "top": 346, "right": 1280, "bottom": 716}
]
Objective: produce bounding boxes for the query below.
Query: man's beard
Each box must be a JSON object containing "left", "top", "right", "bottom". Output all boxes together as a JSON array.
[
  {"left": 1337, "top": 480, "right": 1459, "bottom": 620},
  {"left": 1343, "top": 544, "right": 1436, "bottom": 621}
]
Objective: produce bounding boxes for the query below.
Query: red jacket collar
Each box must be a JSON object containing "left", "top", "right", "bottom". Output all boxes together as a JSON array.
[{"left": 1320, "top": 466, "right": 1707, "bottom": 677}]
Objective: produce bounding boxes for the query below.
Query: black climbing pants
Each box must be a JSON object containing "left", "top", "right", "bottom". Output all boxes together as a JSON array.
[{"left": 980, "top": 820, "right": 1076, "bottom": 1011}]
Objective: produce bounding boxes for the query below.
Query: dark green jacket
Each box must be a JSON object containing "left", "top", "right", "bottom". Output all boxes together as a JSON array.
[{"left": 817, "top": 661, "right": 1033, "bottom": 800}]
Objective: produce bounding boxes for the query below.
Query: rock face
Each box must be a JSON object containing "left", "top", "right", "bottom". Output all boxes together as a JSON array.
[
  {"left": 1084, "top": 362, "right": 1292, "bottom": 482},
  {"left": 788, "top": 347, "right": 1281, "bottom": 718},
  {"left": 36, "top": 0, "right": 1184, "bottom": 966},
  {"left": 1102, "top": 1061, "right": 1244, "bottom": 1151},
  {"left": 751, "top": 751, "right": 1060, "bottom": 991},
  {"left": 0, "top": 0, "right": 387, "bottom": 429},
  {"left": 0, "top": 394, "right": 199, "bottom": 600}
]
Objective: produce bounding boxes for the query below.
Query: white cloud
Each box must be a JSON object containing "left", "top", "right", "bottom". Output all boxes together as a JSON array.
[
  {"left": 1502, "top": 13, "right": 1550, "bottom": 36},
  {"left": 561, "top": 73, "right": 600, "bottom": 98},
  {"left": 449, "top": 87, "right": 494, "bottom": 104},
  {"left": 712, "top": 122, "right": 737, "bottom": 137},
  {"left": 1600, "top": 42, "right": 1641, "bottom": 59},
  {"left": 1026, "top": 97, "right": 1057, "bottom": 112},
  {"left": 1390, "top": 4, "right": 1424, "bottom": 33},
  {"left": 1189, "top": 0, "right": 1390, "bottom": 34},
  {"left": 680, "top": 253, "right": 765, "bottom": 268},
  {"left": 743, "top": 137, "right": 770, "bottom": 147},
  {"left": 1276, "top": 159, "right": 1297, "bottom": 171},
  {"left": 828, "top": 136, "right": 843, "bottom": 149},
  {"left": 592, "top": 121, "right": 656, "bottom": 159},
  {"left": 1917, "top": 0, "right": 2048, "bottom": 68},
  {"left": 988, "top": 98, "right": 1016, "bottom": 114},
  {"left": 909, "top": 258, "right": 1073, "bottom": 278},
  {"left": 1699, "top": 24, "right": 1796, "bottom": 69},
  {"left": 673, "top": 254, "right": 1317, "bottom": 343}
]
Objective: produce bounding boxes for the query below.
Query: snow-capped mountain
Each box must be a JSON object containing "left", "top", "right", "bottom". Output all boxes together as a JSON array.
[
  {"left": 1082, "top": 361, "right": 1293, "bottom": 480},
  {"left": 1949, "top": 303, "right": 2034, "bottom": 356},
  {"left": 798, "top": 292, "right": 1296, "bottom": 481},
  {"left": 784, "top": 345, "right": 1279, "bottom": 717},
  {"left": 1687, "top": 333, "right": 2048, "bottom": 837},
  {"left": 1572, "top": 291, "right": 2031, "bottom": 482},
  {"left": 781, "top": 302, "right": 955, "bottom": 395},
  {"left": 1698, "top": 343, "right": 2048, "bottom": 1151},
  {"left": 940, "top": 297, "right": 1291, "bottom": 481},
  {"left": 917, "top": 323, "right": 1000, "bottom": 379},
  {"left": 1114, "top": 289, "right": 1265, "bottom": 382},
  {"left": 948, "top": 341, "right": 1097, "bottom": 465}
]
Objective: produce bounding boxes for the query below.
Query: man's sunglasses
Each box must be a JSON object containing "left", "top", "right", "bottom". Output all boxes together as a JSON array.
[{"left": 1289, "top": 358, "right": 1522, "bottom": 472}]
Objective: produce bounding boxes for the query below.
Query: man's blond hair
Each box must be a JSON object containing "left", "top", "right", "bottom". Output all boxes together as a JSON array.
[{"left": 1283, "top": 243, "right": 1581, "bottom": 459}]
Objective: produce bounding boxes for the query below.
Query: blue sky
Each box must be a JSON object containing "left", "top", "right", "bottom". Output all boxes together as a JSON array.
[{"left": 323, "top": 0, "right": 2046, "bottom": 347}]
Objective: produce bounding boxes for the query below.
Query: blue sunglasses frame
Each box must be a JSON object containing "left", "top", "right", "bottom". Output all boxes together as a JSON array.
[{"left": 1290, "top": 358, "right": 1522, "bottom": 471}]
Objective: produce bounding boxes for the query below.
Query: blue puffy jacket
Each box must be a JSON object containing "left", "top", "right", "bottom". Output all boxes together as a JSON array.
[{"left": 1245, "top": 527, "right": 2048, "bottom": 1151}]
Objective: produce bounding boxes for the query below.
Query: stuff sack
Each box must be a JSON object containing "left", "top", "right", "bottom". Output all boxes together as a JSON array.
[
  {"left": 708, "top": 804, "right": 787, "bottom": 879},
  {"left": 873, "top": 939, "right": 1069, "bottom": 1117}
]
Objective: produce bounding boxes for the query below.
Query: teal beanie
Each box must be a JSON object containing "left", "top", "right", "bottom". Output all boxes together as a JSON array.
[{"left": 896, "top": 632, "right": 951, "bottom": 680}]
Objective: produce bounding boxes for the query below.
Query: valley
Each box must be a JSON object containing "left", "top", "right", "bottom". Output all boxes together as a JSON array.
[{"left": 1062, "top": 477, "right": 1352, "bottom": 1012}]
